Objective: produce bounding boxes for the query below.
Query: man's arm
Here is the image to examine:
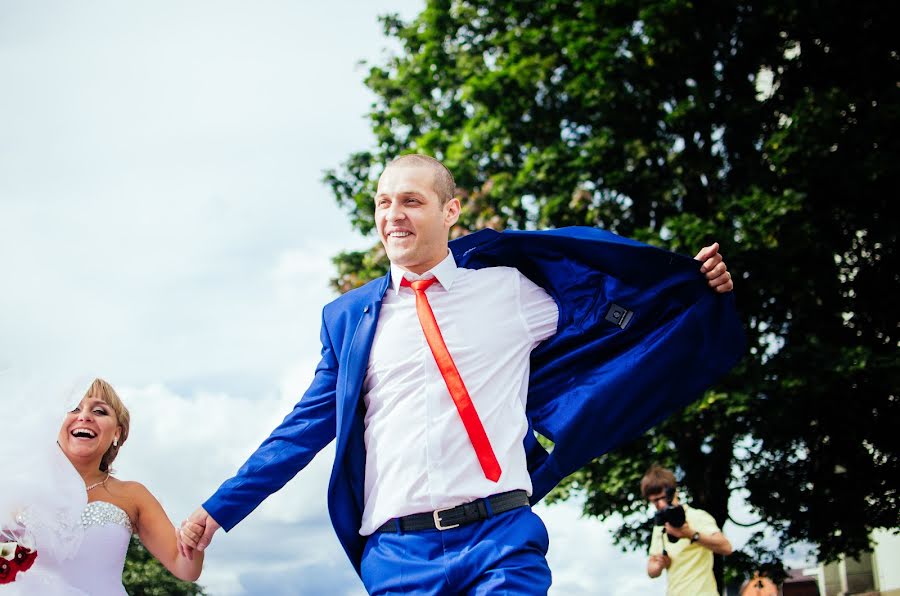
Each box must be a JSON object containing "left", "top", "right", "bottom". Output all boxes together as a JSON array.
[
  {"left": 646, "top": 525, "right": 670, "bottom": 578},
  {"left": 664, "top": 522, "right": 734, "bottom": 556},
  {"left": 178, "top": 312, "right": 342, "bottom": 556},
  {"left": 693, "top": 530, "right": 733, "bottom": 555}
]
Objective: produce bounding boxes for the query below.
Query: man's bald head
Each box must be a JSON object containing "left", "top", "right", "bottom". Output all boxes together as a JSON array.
[{"left": 383, "top": 154, "right": 456, "bottom": 205}]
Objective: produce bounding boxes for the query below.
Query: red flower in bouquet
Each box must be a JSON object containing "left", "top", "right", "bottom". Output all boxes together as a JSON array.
[
  {"left": 0, "top": 541, "right": 37, "bottom": 585},
  {"left": 0, "top": 556, "right": 17, "bottom": 584},
  {"left": 14, "top": 544, "right": 37, "bottom": 572}
]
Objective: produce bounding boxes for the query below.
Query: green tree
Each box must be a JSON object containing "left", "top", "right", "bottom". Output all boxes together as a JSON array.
[
  {"left": 123, "top": 535, "right": 206, "bottom": 596},
  {"left": 325, "top": 0, "right": 898, "bottom": 590}
]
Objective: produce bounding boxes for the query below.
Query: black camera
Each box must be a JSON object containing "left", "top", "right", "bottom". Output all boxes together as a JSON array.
[{"left": 653, "top": 487, "right": 685, "bottom": 542}]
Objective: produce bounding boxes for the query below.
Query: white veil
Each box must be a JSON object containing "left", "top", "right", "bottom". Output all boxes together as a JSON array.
[{"left": 0, "top": 372, "right": 89, "bottom": 594}]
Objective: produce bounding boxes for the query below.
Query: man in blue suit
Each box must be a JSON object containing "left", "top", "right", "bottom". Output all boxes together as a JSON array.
[{"left": 179, "top": 154, "right": 742, "bottom": 594}]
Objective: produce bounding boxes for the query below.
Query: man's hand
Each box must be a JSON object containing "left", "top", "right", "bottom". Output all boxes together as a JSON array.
[
  {"left": 647, "top": 553, "right": 671, "bottom": 578},
  {"left": 178, "top": 507, "right": 221, "bottom": 559},
  {"left": 695, "top": 242, "right": 733, "bottom": 293}
]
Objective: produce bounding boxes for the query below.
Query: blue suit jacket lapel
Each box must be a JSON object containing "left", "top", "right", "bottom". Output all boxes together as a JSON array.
[
  {"left": 329, "top": 272, "right": 389, "bottom": 573},
  {"left": 335, "top": 272, "right": 390, "bottom": 459}
]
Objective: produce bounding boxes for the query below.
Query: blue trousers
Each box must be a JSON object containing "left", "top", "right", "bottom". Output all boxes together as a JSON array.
[{"left": 360, "top": 506, "right": 552, "bottom": 595}]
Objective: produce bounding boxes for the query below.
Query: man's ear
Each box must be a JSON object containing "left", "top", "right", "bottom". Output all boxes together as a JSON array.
[{"left": 444, "top": 197, "right": 461, "bottom": 227}]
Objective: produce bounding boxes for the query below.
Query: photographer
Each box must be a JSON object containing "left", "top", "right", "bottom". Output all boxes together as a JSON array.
[{"left": 642, "top": 465, "right": 732, "bottom": 595}]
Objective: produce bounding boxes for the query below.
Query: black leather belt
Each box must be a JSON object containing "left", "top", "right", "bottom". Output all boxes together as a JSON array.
[{"left": 376, "top": 490, "right": 530, "bottom": 533}]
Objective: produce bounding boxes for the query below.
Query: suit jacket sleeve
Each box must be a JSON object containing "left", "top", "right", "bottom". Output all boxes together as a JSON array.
[{"left": 203, "top": 311, "right": 340, "bottom": 531}]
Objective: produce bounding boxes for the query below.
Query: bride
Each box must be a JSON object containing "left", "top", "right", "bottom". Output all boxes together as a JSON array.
[{"left": 1, "top": 378, "right": 203, "bottom": 594}]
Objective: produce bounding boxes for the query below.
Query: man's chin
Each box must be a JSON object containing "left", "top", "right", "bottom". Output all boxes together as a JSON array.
[{"left": 386, "top": 249, "right": 414, "bottom": 267}]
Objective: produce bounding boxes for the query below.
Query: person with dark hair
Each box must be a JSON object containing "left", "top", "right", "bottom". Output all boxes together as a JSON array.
[
  {"left": 642, "top": 464, "right": 733, "bottom": 595},
  {"left": 179, "top": 154, "right": 743, "bottom": 594}
]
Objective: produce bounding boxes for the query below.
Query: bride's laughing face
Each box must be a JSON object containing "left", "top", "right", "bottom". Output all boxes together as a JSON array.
[{"left": 58, "top": 397, "right": 121, "bottom": 463}]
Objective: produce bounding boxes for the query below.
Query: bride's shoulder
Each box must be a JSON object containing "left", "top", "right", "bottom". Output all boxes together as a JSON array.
[
  {"left": 105, "top": 477, "right": 157, "bottom": 509},
  {"left": 106, "top": 479, "right": 162, "bottom": 523},
  {"left": 110, "top": 478, "right": 153, "bottom": 499}
]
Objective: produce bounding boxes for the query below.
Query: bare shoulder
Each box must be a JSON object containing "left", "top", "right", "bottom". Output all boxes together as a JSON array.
[
  {"left": 107, "top": 478, "right": 158, "bottom": 509},
  {"left": 86, "top": 477, "right": 150, "bottom": 524},
  {"left": 108, "top": 479, "right": 170, "bottom": 533},
  {"left": 109, "top": 477, "right": 148, "bottom": 495}
]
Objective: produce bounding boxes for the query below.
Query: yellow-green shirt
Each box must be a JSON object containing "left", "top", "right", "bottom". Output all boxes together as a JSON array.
[{"left": 649, "top": 504, "right": 722, "bottom": 596}]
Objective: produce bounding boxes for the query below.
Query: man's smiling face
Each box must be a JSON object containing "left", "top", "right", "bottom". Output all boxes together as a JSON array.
[{"left": 374, "top": 163, "right": 460, "bottom": 275}]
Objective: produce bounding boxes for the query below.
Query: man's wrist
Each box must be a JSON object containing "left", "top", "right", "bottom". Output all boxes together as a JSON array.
[{"left": 691, "top": 531, "right": 701, "bottom": 543}]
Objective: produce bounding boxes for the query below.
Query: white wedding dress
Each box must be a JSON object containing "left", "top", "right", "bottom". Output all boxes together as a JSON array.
[
  {"left": 1, "top": 388, "right": 133, "bottom": 595},
  {"left": 54, "top": 501, "right": 133, "bottom": 595},
  {"left": 5, "top": 501, "right": 133, "bottom": 596}
]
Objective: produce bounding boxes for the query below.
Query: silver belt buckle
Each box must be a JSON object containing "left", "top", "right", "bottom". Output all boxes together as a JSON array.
[{"left": 433, "top": 506, "right": 460, "bottom": 531}]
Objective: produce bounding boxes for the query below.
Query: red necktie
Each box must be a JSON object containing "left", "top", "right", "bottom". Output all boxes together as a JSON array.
[{"left": 402, "top": 277, "right": 502, "bottom": 482}]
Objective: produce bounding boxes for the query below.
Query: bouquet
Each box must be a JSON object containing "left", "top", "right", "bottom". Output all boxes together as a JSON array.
[{"left": 0, "top": 540, "right": 38, "bottom": 584}]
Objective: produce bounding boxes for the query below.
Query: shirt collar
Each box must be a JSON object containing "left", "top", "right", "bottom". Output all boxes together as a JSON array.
[{"left": 390, "top": 251, "right": 458, "bottom": 295}]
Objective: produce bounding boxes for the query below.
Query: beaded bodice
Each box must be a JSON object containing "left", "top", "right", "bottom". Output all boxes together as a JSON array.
[
  {"left": 52, "top": 501, "right": 132, "bottom": 595},
  {"left": 82, "top": 501, "right": 133, "bottom": 533}
]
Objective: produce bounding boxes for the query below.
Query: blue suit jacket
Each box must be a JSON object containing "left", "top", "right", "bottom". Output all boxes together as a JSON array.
[{"left": 204, "top": 226, "right": 745, "bottom": 574}]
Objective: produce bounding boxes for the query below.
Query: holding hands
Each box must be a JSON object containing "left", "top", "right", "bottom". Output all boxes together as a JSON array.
[{"left": 177, "top": 507, "right": 221, "bottom": 560}]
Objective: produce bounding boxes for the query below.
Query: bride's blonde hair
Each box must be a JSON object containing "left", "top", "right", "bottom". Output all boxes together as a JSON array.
[{"left": 83, "top": 378, "right": 131, "bottom": 472}]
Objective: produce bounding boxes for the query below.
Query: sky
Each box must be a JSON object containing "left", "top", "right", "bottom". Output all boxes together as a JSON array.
[{"left": 0, "top": 2, "right": 764, "bottom": 594}]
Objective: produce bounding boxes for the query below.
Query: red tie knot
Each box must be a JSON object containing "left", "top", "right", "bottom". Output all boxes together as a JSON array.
[{"left": 401, "top": 277, "right": 436, "bottom": 292}]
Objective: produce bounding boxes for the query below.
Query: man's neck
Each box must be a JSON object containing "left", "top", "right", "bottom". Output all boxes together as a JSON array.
[{"left": 390, "top": 251, "right": 458, "bottom": 294}]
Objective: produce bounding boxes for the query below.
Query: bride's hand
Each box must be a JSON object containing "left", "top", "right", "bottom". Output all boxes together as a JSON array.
[
  {"left": 178, "top": 507, "right": 220, "bottom": 559},
  {"left": 173, "top": 527, "right": 194, "bottom": 560},
  {"left": 178, "top": 519, "right": 203, "bottom": 558}
]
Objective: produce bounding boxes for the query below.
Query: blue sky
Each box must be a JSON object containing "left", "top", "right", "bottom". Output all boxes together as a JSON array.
[{"left": 0, "top": 1, "right": 770, "bottom": 593}]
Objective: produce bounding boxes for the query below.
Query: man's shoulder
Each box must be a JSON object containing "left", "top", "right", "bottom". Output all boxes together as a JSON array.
[
  {"left": 684, "top": 505, "right": 720, "bottom": 531},
  {"left": 454, "top": 226, "right": 646, "bottom": 247},
  {"left": 452, "top": 226, "right": 681, "bottom": 277},
  {"left": 683, "top": 504, "right": 712, "bottom": 516},
  {"left": 459, "top": 264, "right": 521, "bottom": 280},
  {"left": 457, "top": 265, "right": 538, "bottom": 297}
]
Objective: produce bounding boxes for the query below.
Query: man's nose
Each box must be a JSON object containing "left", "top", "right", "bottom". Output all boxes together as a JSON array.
[{"left": 385, "top": 203, "right": 406, "bottom": 221}]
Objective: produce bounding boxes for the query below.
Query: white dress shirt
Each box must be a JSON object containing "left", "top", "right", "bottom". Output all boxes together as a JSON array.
[{"left": 358, "top": 251, "right": 559, "bottom": 535}]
